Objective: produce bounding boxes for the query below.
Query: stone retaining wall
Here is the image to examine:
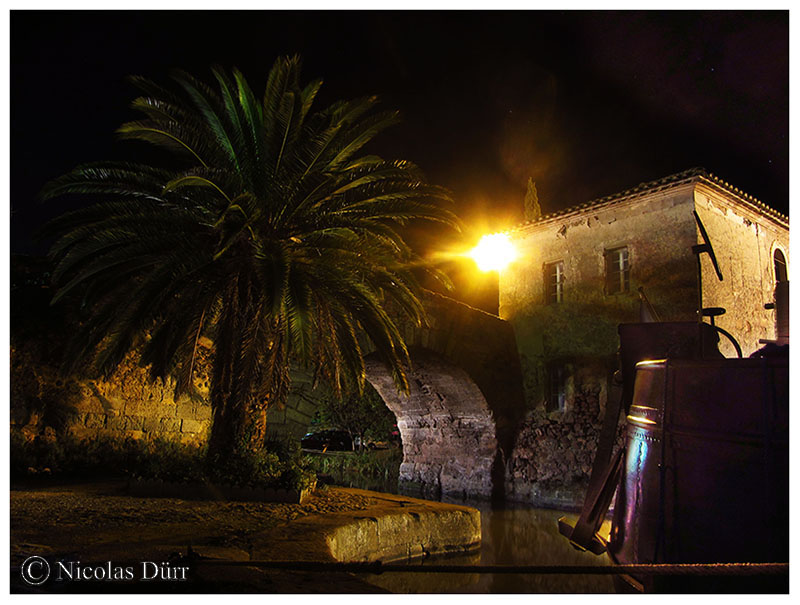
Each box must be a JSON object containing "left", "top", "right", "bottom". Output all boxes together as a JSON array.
[
  {"left": 505, "top": 385, "right": 624, "bottom": 509},
  {"left": 263, "top": 370, "right": 321, "bottom": 440},
  {"left": 10, "top": 342, "right": 213, "bottom": 445}
]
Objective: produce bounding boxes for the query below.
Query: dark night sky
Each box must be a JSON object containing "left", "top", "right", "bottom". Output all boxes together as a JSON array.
[{"left": 10, "top": 10, "right": 789, "bottom": 300}]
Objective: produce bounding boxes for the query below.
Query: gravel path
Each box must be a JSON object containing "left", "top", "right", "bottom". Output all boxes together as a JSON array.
[
  {"left": 11, "top": 480, "right": 384, "bottom": 593},
  {"left": 12, "top": 481, "right": 373, "bottom": 531}
]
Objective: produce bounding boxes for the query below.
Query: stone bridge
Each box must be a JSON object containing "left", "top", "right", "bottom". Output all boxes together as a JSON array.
[
  {"left": 269, "top": 291, "right": 526, "bottom": 500},
  {"left": 13, "top": 256, "right": 526, "bottom": 500}
]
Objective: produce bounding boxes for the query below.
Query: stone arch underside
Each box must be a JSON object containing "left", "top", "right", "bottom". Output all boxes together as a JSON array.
[
  {"left": 365, "top": 349, "right": 499, "bottom": 500},
  {"left": 265, "top": 293, "right": 527, "bottom": 500},
  {"left": 361, "top": 293, "right": 527, "bottom": 500}
]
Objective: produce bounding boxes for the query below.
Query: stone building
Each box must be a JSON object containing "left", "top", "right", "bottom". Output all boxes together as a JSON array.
[{"left": 500, "top": 168, "right": 789, "bottom": 506}]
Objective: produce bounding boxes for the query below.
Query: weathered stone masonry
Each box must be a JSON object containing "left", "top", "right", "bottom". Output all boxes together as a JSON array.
[
  {"left": 11, "top": 341, "right": 213, "bottom": 445},
  {"left": 500, "top": 169, "right": 788, "bottom": 507},
  {"left": 365, "top": 292, "right": 527, "bottom": 500},
  {"left": 260, "top": 291, "right": 527, "bottom": 500},
  {"left": 11, "top": 282, "right": 526, "bottom": 502}
]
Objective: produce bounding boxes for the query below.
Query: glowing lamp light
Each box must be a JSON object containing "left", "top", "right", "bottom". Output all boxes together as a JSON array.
[
  {"left": 469, "top": 233, "right": 517, "bottom": 272},
  {"left": 626, "top": 415, "right": 658, "bottom": 426}
]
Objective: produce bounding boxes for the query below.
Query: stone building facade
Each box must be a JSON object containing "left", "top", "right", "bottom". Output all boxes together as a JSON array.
[{"left": 500, "top": 168, "right": 789, "bottom": 506}]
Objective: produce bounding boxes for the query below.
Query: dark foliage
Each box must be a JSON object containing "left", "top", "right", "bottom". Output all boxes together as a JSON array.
[
  {"left": 42, "top": 56, "right": 458, "bottom": 458},
  {"left": 312, "top": 384, "right": 397, "bottom": 449},
  {"left": 11, "top": 432, "right": 315, "bottom": 490}
]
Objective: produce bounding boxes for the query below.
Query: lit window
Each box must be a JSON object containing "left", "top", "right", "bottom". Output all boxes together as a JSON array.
[
  {"left": 545, "top": 261, "right": 565, "bottom": 304},
  {"left": 774, "top": 249, "right": 787, "bottom": 283},
  {"left": 546, "top": 364, "right": 567, "bottom": 413},
  {"left": 605, "top": 247, "right": 630, "bottom": 294}
]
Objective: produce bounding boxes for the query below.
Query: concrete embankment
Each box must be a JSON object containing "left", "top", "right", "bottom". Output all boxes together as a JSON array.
[
  {"left": 323, "top": 489, "right": 481, "bottom": 562},
  {"left": 255, "top": 487, "right": 481, "bottom": 564}
]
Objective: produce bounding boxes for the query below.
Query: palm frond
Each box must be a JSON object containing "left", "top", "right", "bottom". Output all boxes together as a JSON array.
[{"left": 43, "top": 56, "right": 458, "bottom": 454}]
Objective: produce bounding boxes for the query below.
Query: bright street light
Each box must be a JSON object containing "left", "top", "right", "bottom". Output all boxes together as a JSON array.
[{"left": 469, "top": 232, "right": 517, "bottom": 272}]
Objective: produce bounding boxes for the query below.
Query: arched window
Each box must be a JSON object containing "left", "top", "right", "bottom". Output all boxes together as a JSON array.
[{"left": 774, "top": 249, "right": 787, "bottom": 283}]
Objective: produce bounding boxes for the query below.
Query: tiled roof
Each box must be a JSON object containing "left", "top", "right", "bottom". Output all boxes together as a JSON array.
[{"left": 512, "top": 167, "right": 788, "bottom": 231}]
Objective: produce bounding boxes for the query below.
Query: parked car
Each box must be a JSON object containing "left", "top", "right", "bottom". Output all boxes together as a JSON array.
[{"left": 300, "top": 429, "right": 353, "bottom": 452}]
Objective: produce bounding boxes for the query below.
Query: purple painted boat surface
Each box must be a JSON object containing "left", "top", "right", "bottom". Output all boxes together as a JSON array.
[{"left": 605, "top": 321, "right": 789, "bottom": 593}]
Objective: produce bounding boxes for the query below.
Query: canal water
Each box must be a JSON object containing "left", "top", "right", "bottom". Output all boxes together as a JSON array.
[{"left": 326, "top": 473, "right": 615, "bottom": 593}]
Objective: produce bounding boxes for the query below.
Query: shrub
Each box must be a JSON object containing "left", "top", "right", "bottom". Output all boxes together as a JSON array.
[
  {"left": 204, "top": 432, "right": 316, "bottom": 489},
  {"left": 10, "top": 431, "right": 316, "bottom": 490}
]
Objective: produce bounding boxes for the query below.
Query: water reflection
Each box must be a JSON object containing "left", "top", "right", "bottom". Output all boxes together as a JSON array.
[
  {"left": 322, "top": 467, "right": 613, "bottom": 593},
  {"left": 319, "top": 472, "right": 399, "bottom": 495},
  {"left": 363, "top": 502, "right": 614, "bottom": 593}
]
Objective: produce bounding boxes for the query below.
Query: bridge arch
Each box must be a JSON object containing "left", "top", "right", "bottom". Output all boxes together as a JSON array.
[
  {"left": 264, "top": 292, "right": 526, "bottom": 500},
  {"left": 365, "top": 292, "right": 526, "bottom": 500},
  {"left": 366, "top": 348, "right": 498, "bottom": 499}
]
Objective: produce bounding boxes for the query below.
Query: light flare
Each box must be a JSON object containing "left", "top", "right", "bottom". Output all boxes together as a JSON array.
[{"left": 469, "top": 233, "right": 517, "bottom": 272}]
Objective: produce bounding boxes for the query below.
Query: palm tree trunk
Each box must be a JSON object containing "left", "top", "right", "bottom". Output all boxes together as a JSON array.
[{"left": 206, "top": 395, "right": 268, "bottom": 460}]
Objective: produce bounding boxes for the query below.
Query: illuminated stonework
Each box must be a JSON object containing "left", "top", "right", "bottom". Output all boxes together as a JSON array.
[{"left": 501, "top": 168, "right": 788, "bottom": 506}]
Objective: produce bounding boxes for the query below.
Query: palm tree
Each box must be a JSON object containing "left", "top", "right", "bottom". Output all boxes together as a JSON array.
[{"left": 41, "top": 56, "right": 457, "bottom": 460}]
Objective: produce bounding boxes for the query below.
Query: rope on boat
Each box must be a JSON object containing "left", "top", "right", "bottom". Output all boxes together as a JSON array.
[{"left": 194, "top": 560, "right": 788, "bottom": 576}]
